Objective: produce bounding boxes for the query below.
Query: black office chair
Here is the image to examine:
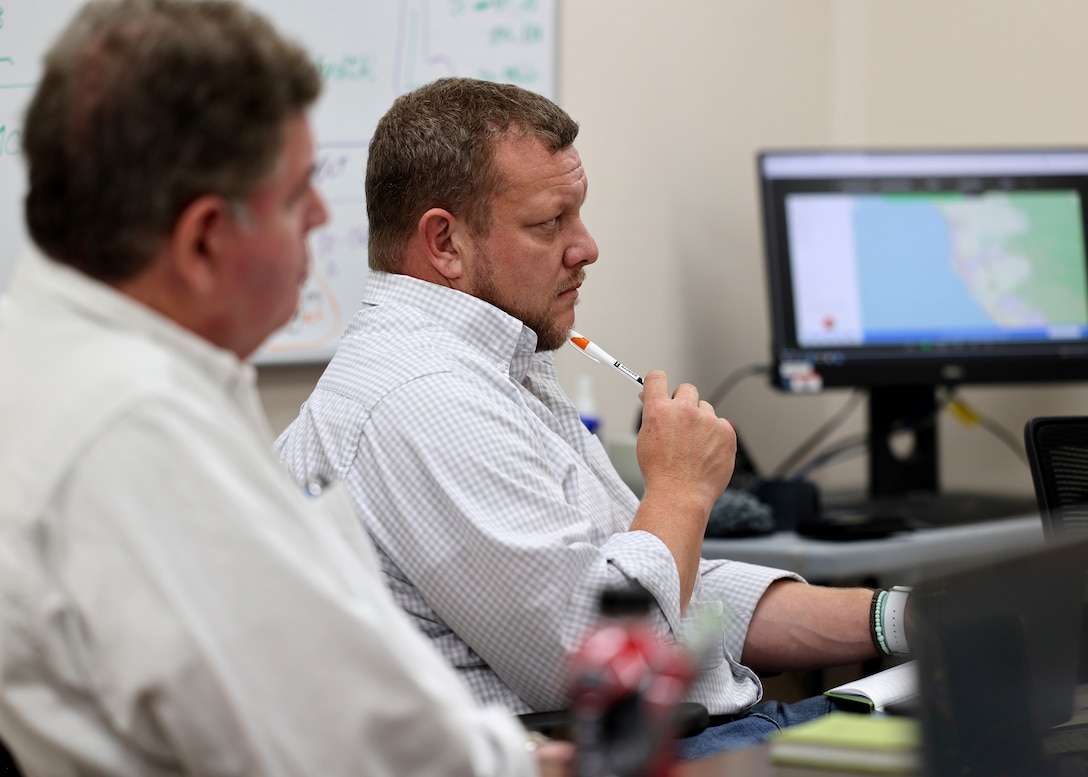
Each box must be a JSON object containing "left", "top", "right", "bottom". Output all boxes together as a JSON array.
[{"left": 1024, "top": 416, "right": 1088, "bottom": 538}]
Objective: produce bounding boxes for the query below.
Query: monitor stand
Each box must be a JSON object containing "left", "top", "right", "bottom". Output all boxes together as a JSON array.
[{"left": 821, "top": 385, "right": 1038, "bottom": 530}]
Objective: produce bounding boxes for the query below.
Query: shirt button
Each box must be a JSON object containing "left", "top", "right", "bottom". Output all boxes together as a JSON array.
[{"left": 496, "top": 360, "right": 506, "bottom": 372}]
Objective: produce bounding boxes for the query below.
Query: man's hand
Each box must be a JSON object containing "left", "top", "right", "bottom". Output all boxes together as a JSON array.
[
  {"left": 630, "top": 370, "right": 737, "bottom": 610},
  {"left": 533, "top": 739, "right": 575, "bottom": 777},
  {"left": 636, "top": 370, "right": 737, "bottom": 511}
]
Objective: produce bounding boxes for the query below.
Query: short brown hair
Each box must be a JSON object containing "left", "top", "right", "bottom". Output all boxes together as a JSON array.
[
  {"left": 365, "top": 77, "right": 579, "bottom": 273},
  {"left": 23, "top": 0, "right": 322, "bottom": 281}
]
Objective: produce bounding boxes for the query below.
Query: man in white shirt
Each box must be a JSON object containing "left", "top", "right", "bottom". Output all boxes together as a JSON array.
[
  {"left": 0, "top": 2, "right": 569, "bottom": 775},
  {"left": 276, "top": 77, "right": 912, "bottom": 759}
]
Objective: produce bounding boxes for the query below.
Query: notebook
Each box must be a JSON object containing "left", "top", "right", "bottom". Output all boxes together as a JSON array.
[{"left": 910, "top": 535, "right": 1088, "bottom": 776}]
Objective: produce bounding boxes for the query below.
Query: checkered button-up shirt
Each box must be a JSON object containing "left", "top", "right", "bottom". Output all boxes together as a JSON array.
[{"left": 276, "top": 272, "right": 799, "bottom": 715}]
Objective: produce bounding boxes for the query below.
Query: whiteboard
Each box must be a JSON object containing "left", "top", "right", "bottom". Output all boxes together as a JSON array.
[{"left": 0, "top": 0, "right": 558, "bottom": 364}]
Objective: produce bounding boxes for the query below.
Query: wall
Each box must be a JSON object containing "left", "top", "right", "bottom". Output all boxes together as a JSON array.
[{"left": 261, "top": 0, "right": 1088, "bottom": 498}]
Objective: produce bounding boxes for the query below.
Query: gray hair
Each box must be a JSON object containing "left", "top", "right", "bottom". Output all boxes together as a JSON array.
[{"left": 23, "top": 0, "right": 322, "bottom": 281}]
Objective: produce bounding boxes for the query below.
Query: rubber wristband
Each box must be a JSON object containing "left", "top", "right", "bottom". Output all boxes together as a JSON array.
[{"left": 881, "top": 586, "right": 912, "bottom": 656}]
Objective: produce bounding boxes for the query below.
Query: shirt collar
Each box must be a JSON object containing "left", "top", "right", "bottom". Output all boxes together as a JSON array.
[
  {"left": 362, "top": 272, "right": 541, "bottom": 382},
  {"left": 9, "top": 247, "right": 258, "bottom": 398}
]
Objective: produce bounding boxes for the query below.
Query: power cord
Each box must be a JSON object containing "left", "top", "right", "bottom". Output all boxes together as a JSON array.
[
  {"left": 772, "top": 390, "right": 865, "bottom": 478},
  {"left": 787, "top": 386, "right": 1028, "bottom": 479},
  {"left": 705, "top": 363, "right": 770, "bottom": 410},
  {"left": 790, "top": 388, "right": 947, "bottom": 479},
  {"left": 940, "top": 388, "right": 1029, "bottom": 466},
  {"left": 634, "top": 362, "right": 769, "bottom": 434},
  {"left": 791, "top": 433, "right": 869, "bottom": 480},
  {"left": 648, "top": 360, "right": 1027, "bottom": 479}
]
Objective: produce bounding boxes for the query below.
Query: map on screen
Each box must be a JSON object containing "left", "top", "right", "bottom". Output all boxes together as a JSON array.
[{"left": 786, "top": 190, "right": 1088, "bottom": 348}]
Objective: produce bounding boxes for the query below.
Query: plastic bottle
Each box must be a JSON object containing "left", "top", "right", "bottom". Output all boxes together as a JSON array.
[
  {"left": 576, "top": 375, "right": 601, "bottom": 437},
  {"left": 566, "top": 584, "right": 696, "bottom": 777}
]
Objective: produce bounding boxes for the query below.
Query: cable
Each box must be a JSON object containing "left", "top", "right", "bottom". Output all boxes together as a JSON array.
[
  {"left": 788, "top": 387, "right": 1027, "bottom": 480},
  {"left": 978, "top": 415, "right": 1030, "bottom": 465},
  {"left": 772, "top": 384, "right": 1025, "bottom": 483},
  {"left": 776, "top": 384, "right": 956, "bottom": 480},
  {"left": 772, "top": 390, "right": 865, "bottom": 478},
  {"left": 792, "top": 433, "right": 869, "bottom": 479},
  {"left": 787, "top": 387, "right": 949, "bottom": 479},
  {"left": 633, "top": 362, "right": 769, "bottom": 434},
  {"left": 944, "top": 393, "right": 1029, "bottom": 466},
  {"left": 705, "top": 363, "right": 770, "bottom": 410}
]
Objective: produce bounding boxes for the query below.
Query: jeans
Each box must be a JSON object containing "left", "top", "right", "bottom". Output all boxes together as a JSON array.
[{"left": 675, "top": 694, "right": 840, "bottom": 761}]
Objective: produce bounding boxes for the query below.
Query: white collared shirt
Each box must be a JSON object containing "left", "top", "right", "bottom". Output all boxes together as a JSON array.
[{"left": 0, "top": 251, "right": 533, "bottom": 776}]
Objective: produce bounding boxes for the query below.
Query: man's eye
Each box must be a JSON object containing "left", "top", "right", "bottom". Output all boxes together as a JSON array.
[{"left": 542, "top": 216, "right": 560, "bottom": 228}]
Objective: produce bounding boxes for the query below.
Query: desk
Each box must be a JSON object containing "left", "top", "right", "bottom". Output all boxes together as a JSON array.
[
  {"left": 701, "top": 515, "right": 1043, "bottom": 584},
  {"left": 678, "top": 743, "right": 772, "bottom": 776}
]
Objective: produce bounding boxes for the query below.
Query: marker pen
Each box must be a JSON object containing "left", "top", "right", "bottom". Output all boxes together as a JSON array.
[{"left": 568, "top": 329, "right": 644, "bottom": 386}]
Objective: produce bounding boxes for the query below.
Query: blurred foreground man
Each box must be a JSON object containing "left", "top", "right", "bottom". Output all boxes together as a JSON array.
[{"left": 0, "top": 2, "right": 569, "bottom": 775}]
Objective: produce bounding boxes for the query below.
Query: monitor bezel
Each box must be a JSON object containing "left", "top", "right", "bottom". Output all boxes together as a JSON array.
[{"left": 758, "top": 146, "right": 1088, "bottom": 391}]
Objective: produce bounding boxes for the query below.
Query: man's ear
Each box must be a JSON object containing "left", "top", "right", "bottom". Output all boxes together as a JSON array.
[
  {"left": 168, "top": 194, "right": 236, "bottom": 296},
  {"left": 418, "top": 207, "right": 465, "bottom": 281}
]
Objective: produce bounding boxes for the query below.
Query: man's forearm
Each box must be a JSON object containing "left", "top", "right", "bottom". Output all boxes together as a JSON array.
[
  {"left": 740, "top": 580, "right": 877, "bottom": 672},
  {"left": 631, "top": 371, "right": 737, "bottom": 613},
  {"left": 629, "top": 487, "right": 711, "bottom": 613}
]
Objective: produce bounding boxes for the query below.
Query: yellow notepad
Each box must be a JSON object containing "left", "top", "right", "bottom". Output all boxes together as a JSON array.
[{"left": 770, "top": 712, "right": 920, "bottom": 775}]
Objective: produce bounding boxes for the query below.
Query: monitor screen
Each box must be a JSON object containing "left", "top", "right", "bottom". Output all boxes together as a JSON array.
[{"left": 758, "top": 148, "right": 1088, "bottom": 393}]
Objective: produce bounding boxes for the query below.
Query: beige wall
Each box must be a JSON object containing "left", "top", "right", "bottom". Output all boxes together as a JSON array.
[{"left": 261, "top": 0, "right": 1088, "bottom": 499}]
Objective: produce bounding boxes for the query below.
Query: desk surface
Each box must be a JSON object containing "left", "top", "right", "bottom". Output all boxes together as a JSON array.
[
  {"left": 678, "top": 743, "right": 773, "bottom": 776},
  {"left": 701, "top": 514, "right": 1043, "bottom": 584}
]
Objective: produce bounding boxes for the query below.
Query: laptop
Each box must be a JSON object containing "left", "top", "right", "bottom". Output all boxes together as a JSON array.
[{"left": 910, "top": 536, "right": 1088, "bottom": 776}]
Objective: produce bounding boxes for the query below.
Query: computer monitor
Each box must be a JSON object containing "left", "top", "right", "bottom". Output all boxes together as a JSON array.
[
  {"left": 757, "top": 148, "right": 1088, "bottom": 522},
  {"left": 912, "top": 535, "right": 1088, "bottom": 776}
]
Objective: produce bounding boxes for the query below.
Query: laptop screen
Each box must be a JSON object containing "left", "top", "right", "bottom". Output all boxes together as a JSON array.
[{"left": 912, "top": 536, "right": 1088, "bottom": 776}]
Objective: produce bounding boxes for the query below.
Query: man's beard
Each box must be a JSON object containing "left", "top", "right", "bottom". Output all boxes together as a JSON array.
[{"left": 470, "top": 246, "right": 584, "bottom": 352}]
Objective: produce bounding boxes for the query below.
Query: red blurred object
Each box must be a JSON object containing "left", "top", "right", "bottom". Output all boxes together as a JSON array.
[{"left": 567, "top": 585, "right": 697, "bottom": 777}]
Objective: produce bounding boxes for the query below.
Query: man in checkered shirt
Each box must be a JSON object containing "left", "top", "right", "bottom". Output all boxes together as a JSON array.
[{"left": 277, "top": 77, "right": 906, "bottom": 759}]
